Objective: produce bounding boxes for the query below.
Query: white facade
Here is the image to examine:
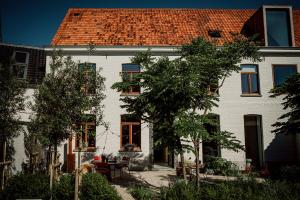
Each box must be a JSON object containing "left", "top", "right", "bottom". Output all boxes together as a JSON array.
[
  {"left": 9, "top": 46, "right": 300, "bottom": 172},
  {"left": 44, "top": 47, "right": 300, "bottom": 170}
]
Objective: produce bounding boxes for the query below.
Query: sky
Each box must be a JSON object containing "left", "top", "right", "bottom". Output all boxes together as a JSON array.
[{"left": 0, "top": 0, "right": 299, "bottom": 47}]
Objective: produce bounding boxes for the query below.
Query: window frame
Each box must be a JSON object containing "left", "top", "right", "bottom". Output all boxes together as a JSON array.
[
  {"left": 121, "top": 63, "right": 141, "bottom": 95},
  {"left": 240, "top": 64, "right": 261, "bottom": 96},
  {"left": 78, "top": 62, "right": 96, "bottom": 96},
  {"left": 12, "top": 51, "right": 29, "bottom": 79},
  {"left": 120, "top": 115, "right": 141, "bottom": 151},
  {"left": 263, "top": 5, "right": 295, "bottom": 47},
  {"left": 74, "top": 117, "right": 96, "bottom": 152},
  {"left": 272, "top": 64, "right": 298, "bottom": 88}
]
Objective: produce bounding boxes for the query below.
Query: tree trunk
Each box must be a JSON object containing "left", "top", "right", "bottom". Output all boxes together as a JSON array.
[
  {"left": 1, "top": 139, "right": 6, "bottom": 190},
  {"left": 74, "top": 168, "right": 79, "bottom": 200},
  {"left": 53, "top": 144, "right": 58, "bottom": 181},
  {"left": 180, "top": 151, "right": 187, "bottom": 182},
  {"left": 49, "top": 150, "right": 54, "bottom": 200},
  {"left": 195, "top": 140, "right": 200, "bottom": 186}
]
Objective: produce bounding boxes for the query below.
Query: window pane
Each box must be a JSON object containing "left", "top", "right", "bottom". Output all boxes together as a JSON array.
[
  {"left": 241, "top": 74, "right": 249, "bottom": 93},
  {"left": 274, "top": 65, "right": 297, "bottom": 87},
  {"left": 266, "top": 9, "right": 291, "bottom": 46},
  {"left": 122, "top": 125, "right": 130, "bottom": 146},
  {"left": 87, "top": 125, "right": 96, "bottom": 147},
  {"left": 241, "top": 65, "right": 257, "bottom": 73},
  {"left": 122, "top": 64, "right": 140, "bottom": 72},
  {"left": 15, "top": 52, "right": 27, "bottom": 63},
  {"left": 132, "top": 125, "right": 141, "bottom": 147},
  {"left": 12, "top": 65, "right": 26, "bottom": 79},
  {"left": 250, "top": 74, "right": 258, "bottom": 93}
]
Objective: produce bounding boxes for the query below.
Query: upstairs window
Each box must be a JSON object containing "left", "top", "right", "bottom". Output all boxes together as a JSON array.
[
  {"left": 121, "top": 63, "right": 140, "bottom": 95},
  {"left": 78, "top": 63, "right": 96, "bottom": 95},
  {"left": 241, "top": 65, "right": 260, "bottom": 95},
  {"left": 273, "top": 65, "right": 297, "bottom": 87},
  {"left": 75, "top": 114, "right": 96, "bottom": 151},
  {"left": 120, "top": 114, "right": 141, "bottom": 151},
  {"left": 266, "top": 8, "right": 292, "bottom": 47},
  {"left": 12, "top": 51, "right": 29, "bottom": 79}
]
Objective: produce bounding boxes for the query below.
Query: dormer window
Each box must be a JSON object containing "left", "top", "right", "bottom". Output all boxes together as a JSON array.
[{"left": 264, "top": 7, "right": 293, "bottom": 47}]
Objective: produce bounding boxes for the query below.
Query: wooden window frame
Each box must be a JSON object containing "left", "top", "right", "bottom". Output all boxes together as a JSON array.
[
  {"left": 74, "top": 121, "right": 96, "bottom": 152},
  {"left": 121, "top": 64, "right": 141, "bottom": 95},
  {"left": 79, "top": 63, "right": 96, "bottom": 96},
  {"left": 241, "top": 64, "right": 261, "bottom": 96},
  {"left": 272, "top": 64, "right": 298, "bottom": 88},
  {"left": 120, "top": 118, "right": 141, "bottom": 152}
]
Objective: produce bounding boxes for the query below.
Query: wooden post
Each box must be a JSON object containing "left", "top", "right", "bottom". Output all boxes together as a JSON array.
[
  {"left": 1, "top": 140, "right": 6, "bottom": 190},
  {"left": 49, "top": 150, "right": 54, "bottom": 200},
  {"left": 74, "top": 168, "right": 79, "bottom": 200}
]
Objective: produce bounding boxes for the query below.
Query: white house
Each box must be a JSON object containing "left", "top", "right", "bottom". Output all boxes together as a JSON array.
[{"left": 7, "top": 5, "right": 300, "bottom": 173}]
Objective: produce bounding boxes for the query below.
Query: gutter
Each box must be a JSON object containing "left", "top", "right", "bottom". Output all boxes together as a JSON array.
[{"left": 44, "top": 45, "right": 300, "bottom": 54}]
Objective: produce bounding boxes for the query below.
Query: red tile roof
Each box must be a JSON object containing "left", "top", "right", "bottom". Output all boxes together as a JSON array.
[{"left": 51, "top": 8, "right": 300, "bottom": 47}]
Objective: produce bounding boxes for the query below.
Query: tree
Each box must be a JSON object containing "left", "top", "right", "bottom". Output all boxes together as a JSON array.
[
  {"left": 174, "top": 111, "right": 244, "bottom": 184},
  {"left": 0, "top": 62, "right": 26, "bottom": 189},
  {"left": 176, "top": 36, "right": 261, "bottom": 184},
  {"left": 112, "top": 35, "right": 261, "bottom": 182},
  {"left": 270, "top": 73, "right": 300, "bottom": 135},
  {"left": 29, "top": 50, "right": 106, "bottom": 187}
]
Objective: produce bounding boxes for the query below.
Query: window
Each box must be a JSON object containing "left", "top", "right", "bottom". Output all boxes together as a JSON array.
[
  {"left": 265, "top": 8, "right": 292, "bottom": 46},
  {"left": 78, "top": 63, "right": 96, "bottom": 95},
  {"left": 273, "top": 65, "right": 297, "bottom": 87},
  {"left": 12, "top": 51, "right": 29, "bottom": 79},
  {"left": 121, "top": 63, "right": 140, "bottom": 94},
  {"left": 241, "top": 65, "right": 260, "bottom": 95},
  {"left": 75, "top": 115, "right": 96, "bottom": 150},
  {"left": 120, "top": 115, "right": 141, "bottom": 151}
]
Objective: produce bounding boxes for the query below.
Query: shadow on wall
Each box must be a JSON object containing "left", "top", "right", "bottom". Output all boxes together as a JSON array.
[{"left": 265, "top": 133, "right": 298, "bottom": 170}]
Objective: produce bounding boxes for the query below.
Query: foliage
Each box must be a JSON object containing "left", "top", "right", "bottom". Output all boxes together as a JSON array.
[
  {"left": 279, "top": 165, "right": 300, "bottom": 182},
  {"left": 29, "top": 51, "right": 106, "bottom": 151},
  {"left": 158, "top": 179, "right": 300, "bottom": 200},
  {"left": 52, "top": 174, "right": 75, "bottom": 200},
  {"left": 270, "top": 73, "right": 300, "bottom": 134},
  {"left": 128, "top": 185, "right": 155, "bottom": 200},
  {"left": 0, "top": 62, "right": 26, "bottom": 160},
  {"left": 0, "top": 173, "right": 51, "bottom": 200},
  {"left": 204, "top": 156, "right": 240, "bottom": 176},
  {"left": 80, "top": 173, "right": 121, "bottom": 200},
  {"left": 112, "top": 35, "right": 260, "bottom": 156}
]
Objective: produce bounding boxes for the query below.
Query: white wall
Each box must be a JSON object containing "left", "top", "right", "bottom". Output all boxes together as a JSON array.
[{"left": 45, "top": 51, "right": 300, "bottom": 170}]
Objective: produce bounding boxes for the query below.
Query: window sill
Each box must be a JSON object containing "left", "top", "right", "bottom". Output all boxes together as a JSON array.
[
  {"left": 119, "top": 147, "right": 142, "bottom": 152},
  {"left": 240, "top": 94, "right": 262, "bottom": 97},
  {"left": 73, "top": 147, "right": 96, "bottom": 152},
  {"left": 120, "top": 92, "right": 140, "bottom": 96}
]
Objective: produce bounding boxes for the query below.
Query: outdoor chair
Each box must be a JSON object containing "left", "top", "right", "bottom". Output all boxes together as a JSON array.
[{"left": 94, "top": 162, "right": 112, "bottom": 180}]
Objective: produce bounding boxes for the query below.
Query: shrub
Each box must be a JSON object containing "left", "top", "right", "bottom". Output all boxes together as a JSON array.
[
  {"left": 157, "top": 179, "right": 300, "bottom": 200},
  {"left": 159, "top": 180, "right": 200, "bottom": 200},
  {"left": 204, "top": 156, "right": 240, "bottom": 176},
  {"left": 52, "top": 174, "right": 75, "bottom": 200},
  {"left": 129, "top": 185, "right": 154, "bottom": 200},
  {"left": 280, "top": 165, "right": 300, "bottom": 182},
  {"left": 0, "top": 173, "right": 51, "bottom": 200},
  {"left": 80, "top": 173, "right": 121, "bottom": 200}
]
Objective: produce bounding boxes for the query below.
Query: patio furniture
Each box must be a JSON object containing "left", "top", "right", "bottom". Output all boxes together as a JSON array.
[{"left": 92, "top": 161, "right": 112, "bottom": 180}]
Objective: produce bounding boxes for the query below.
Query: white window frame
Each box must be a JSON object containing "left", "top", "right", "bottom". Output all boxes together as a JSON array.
[
  {"left": 12, "top": 51, "right": 29, "bottom": 79},
  {"left": 263, "top": 5, "right": 295, "bottom": 47}
]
